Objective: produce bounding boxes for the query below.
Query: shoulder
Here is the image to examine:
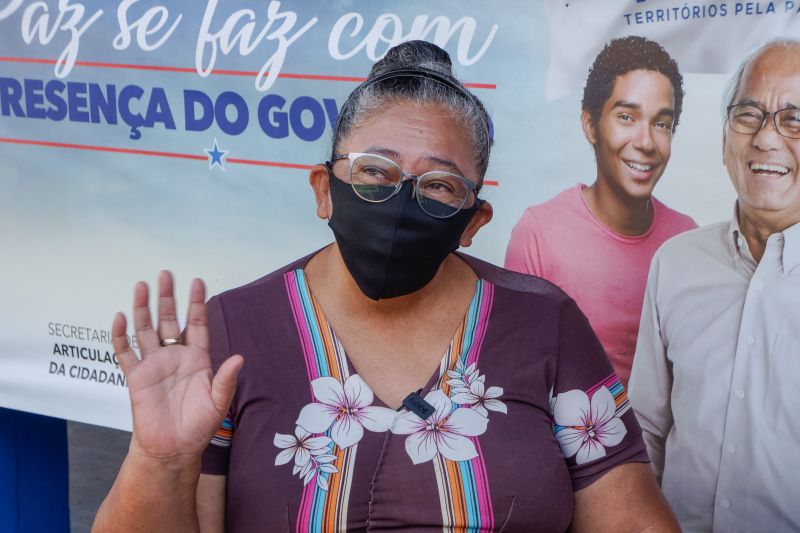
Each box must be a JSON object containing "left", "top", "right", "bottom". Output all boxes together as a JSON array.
[
  {"left": 528, "top": 186, "right": 581, "bottom": 217},
  {"left": 460, "top": 253, "right": 571, "bottom": 304},
  {"left": 514, "top": 186, "right": 582, "bottom": 227},
  {"left": 209, "top": 250, "right": 318, "bottom": 311},
  {"left": 204, "top": 251, "right": 320, "bottom": 367},
  {"left": 652, "top": 221, "right": 729, "bottom": 264},
  {"left": 652, "top": 198, "right": 698, "bottom": 232}
]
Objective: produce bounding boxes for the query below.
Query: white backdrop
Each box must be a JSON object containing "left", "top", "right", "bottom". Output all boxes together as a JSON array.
[{"left": 0, "top": 0, "right": 794, "bottom": 429}]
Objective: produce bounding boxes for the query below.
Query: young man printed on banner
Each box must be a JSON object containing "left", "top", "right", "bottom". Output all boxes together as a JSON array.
[
  {"left": 630, "top": 39, "right": 800, "bottom": 532},
  {"left": 505, "top": 36, "right": 696, "bottom": 386}
]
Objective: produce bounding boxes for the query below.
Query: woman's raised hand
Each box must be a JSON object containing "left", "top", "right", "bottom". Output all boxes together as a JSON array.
[{"left": 112, "top": 271, "right": 243, "bottom": 463}]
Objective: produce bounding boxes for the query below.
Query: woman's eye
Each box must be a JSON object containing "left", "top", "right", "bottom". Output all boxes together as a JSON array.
[
  {"left": 426, "top": 182, "right": 450, "bottom": 192},
  {"left": 361, "top": 167, "right": 389, "bottom": 178}
]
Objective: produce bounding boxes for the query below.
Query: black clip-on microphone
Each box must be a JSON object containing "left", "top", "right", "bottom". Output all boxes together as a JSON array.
[{"left": 399, "top": 388, "right": 436, "bottom": 420}]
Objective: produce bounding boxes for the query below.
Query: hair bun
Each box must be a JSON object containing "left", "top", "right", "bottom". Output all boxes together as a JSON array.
[
  {"left": 333, "top": 39, "right": 491, "bottom": 181},
  {"left": 368, "top": 40, "right": 454, "bottom": 79}
]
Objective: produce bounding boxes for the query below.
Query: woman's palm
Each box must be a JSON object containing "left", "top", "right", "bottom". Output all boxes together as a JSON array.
[{"left": 112, "top": 272, "right": 242, "bottom": 461}]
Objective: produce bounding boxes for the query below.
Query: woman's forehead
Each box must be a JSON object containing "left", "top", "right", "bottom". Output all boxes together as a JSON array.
[{"left": 340, "top": 101, "right": 478, "bottom": 178}]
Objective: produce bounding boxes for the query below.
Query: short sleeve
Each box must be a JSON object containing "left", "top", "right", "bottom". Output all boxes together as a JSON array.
[
  {"left": 550, "top": 298, "right": 648, "bottom": 491},
  {"left": 201, "top": 295, "right": 236, "bottom": 475},
  {"left": 504, "top": 207, "right": 544, "bottom": 276}
]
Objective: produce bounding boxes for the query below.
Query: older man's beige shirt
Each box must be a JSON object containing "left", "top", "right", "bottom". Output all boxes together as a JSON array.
[{"left": 630, "top": 213, "right": 800, "bottom": 533}]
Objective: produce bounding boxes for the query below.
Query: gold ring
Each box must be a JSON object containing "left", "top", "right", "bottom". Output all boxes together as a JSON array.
[{"left": 160, "top": 337, "right": 182, "bottom": 347}]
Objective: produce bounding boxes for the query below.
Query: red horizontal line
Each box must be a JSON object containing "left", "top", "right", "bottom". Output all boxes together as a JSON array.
[
  {"left": 0, "top": 137, "right": 308, "bottom": 169},
  {"left": 227, "top": 157, "right": 313, "bottom": 170},
  {"left": 0, "top": 137, "right": 498, "bottom": 184},
  {"left": 0, "top": 137, "right": 205, "bottom": 160},
  {"left": 0, "top": 57, "right": 496, "bottom": 89}
]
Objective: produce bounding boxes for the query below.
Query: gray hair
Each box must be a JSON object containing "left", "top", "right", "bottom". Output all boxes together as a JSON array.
[
  {"left": 331, "top": 40, "right": 492, "bottom": 187},
  {"left": 723, "top": 38, "right": 800, "bottom": 121}
]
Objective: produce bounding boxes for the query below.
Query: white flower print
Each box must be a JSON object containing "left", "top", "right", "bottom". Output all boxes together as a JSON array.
[
  {"left": 391, "top": 389, "right": 489, "bottom": 464},
  {"left": 552, "top": 386, "right": 626, "bottom": 465},
  {"left": 296, "top": 374, "right": 397, "bottom": 449},
  {"left": 450, "top": 379, "right": 507, "bottom": 416},
  {"left": 274, "top": 426, "right": 339, "bottom": 490},
  {"left": 279, "top": 367, "right": 505, "bottom": 487},
  {"left": 446, "top": 359, "right": 481, "bottom": 394},
  {"left": 293, "top": 452, "right": 338, "bottom": 491},
  {"left": 273, "top": 426, "right": 333, "bottom": 467}
]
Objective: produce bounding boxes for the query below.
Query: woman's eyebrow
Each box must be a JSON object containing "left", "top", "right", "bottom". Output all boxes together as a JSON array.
[
  {"left": 361, "top": 148, "right": 465, "bottom": 177},
  {"left": 426, "top": 155, "right": 464, "bottom": 176},
  {"left": 363, "top": 146, "right": 401, "bottom": 159}
]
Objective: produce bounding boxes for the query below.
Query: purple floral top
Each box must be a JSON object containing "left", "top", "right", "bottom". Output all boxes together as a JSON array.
[{"left": 202, "top": 252, "right": 648, "bottom": 532}]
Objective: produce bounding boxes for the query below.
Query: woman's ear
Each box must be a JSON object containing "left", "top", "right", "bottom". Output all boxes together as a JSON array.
[
  {"left": 309, "top": 164, "right": 332, "bottom": 219},
  {"left": 460, "top": 200, "right": 493, "bottom": 247}
]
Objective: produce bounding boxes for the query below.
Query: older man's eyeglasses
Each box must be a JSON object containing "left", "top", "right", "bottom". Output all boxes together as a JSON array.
[
  {"left": 325, "top": 152, "right": 479, "bottom": 219},
  {"left": 727, "top": 104, "right": 800, "bottom": 139}
]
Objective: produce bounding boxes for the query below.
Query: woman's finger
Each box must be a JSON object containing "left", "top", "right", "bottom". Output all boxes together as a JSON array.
[
  {"left": 112, "top": 312, "right": 139, "bottom": 375},
  {"left": 183, "top": 278, "right": 209, "bottom": 352},
  {"left": 132, "top": 281, "right": 160, "bottom": 356},
  {"left": 157, "top": 270, "right": 182, "bottom": 343},
  {"left": 211, "top": 354, "right": 243, "bottom": 417}
]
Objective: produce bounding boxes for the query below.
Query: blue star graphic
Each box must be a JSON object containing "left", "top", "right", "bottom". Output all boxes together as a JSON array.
[{"left": 205, "top": 138, "right": 227, "bottom": 170}]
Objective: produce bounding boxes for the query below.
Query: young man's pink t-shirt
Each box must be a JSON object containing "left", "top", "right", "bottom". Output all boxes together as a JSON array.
[{"left": 504, "top": 184, "right": 697, "bottom": 386}]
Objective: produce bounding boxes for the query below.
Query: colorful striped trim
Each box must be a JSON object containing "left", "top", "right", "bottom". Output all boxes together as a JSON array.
[
  {"left": 285, "top": 269, "right": 353, "bottom": 533},
  {"left": 553, "top": 372, "right": 630, "bottom": 435},
  {"left": 285, "top": 271, "right": 497, "bottom": 531},
  {"left": 433, "top": 279, "right": 496, "bottom": 531},
  {"left": 587, "top": 373, "right": 630, "bottom": 417},
  {"left": 209, "top": 414, "right": 234, "bottom": 448}
]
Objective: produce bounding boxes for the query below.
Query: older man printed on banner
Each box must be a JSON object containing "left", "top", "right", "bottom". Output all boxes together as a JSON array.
[{"left": 630, "top": 40, "right": 800, "bottom": 532}]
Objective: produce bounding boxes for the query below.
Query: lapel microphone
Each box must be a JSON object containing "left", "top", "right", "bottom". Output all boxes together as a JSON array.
[{"left": 400, "top": 389, "right": 436, "bottom": 420}]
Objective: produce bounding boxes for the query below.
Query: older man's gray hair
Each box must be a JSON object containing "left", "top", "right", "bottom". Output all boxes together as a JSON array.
[{"left": 722, "top": 37, "right": 800, "bottom": 120}]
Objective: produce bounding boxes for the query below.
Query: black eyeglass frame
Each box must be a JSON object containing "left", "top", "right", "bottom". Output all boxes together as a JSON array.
[
  {"left": 325, "top": 152, "right": 481, "bottom": 219},
  {"left": 726, "top": 104, "right": 800, "bottom": 140}
]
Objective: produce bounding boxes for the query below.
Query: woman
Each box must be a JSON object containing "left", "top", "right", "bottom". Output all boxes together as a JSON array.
[{"left": 94, "top": 41, "right": 678, "bottom": 532}]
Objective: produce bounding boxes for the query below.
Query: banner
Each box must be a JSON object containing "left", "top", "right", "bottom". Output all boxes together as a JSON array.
[
  {"left": 546, "top": 0, "right": 800, "bottom": 99},
  {"left": 0, "top": 0, "right": 795, "bottom": 430}
]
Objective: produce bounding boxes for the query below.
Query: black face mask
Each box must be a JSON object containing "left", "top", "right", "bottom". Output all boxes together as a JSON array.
[{"left": 328, "top": 175, "right": 478, "bottom": 300}]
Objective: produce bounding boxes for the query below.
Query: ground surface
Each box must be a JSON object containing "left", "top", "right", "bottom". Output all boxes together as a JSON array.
[{"left": 68, "top": 422, "right": 130, "bottom": 533}]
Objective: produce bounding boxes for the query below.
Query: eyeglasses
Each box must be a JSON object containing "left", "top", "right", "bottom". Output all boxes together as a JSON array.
[
  {"left": 727, "top": 104, "right": 800, "bottom": 139},
  {"left": 325, "top": 152, "right": 479, "bottom": 219}
]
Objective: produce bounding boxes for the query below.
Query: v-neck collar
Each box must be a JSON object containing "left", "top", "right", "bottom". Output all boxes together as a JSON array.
[{"left": 294, "top": 268, "right": 484, "bottom": 409}]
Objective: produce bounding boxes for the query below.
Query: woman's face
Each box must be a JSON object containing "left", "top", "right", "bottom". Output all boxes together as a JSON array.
[
  {"left": 332, "top": 100, "right": 480, "bottom": 190},
  {"left": 311, "top": 99, "right": 492, "bottom": 255},
  {"left": 318, "top": 99, "right": 489, "bottom": 299}
]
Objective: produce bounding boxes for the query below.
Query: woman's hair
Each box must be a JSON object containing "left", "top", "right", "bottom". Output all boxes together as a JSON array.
[{"left": 331, "top": 40, "right": 491, "bottom": 185}]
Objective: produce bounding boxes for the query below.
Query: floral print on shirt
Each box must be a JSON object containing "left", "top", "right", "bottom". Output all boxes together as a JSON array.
[
  {"left": 551, "top": 382, "right": 628, "bottom": 465},
  {"left": 274, "top": 365, "right": 506, "bottom": 488}
]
